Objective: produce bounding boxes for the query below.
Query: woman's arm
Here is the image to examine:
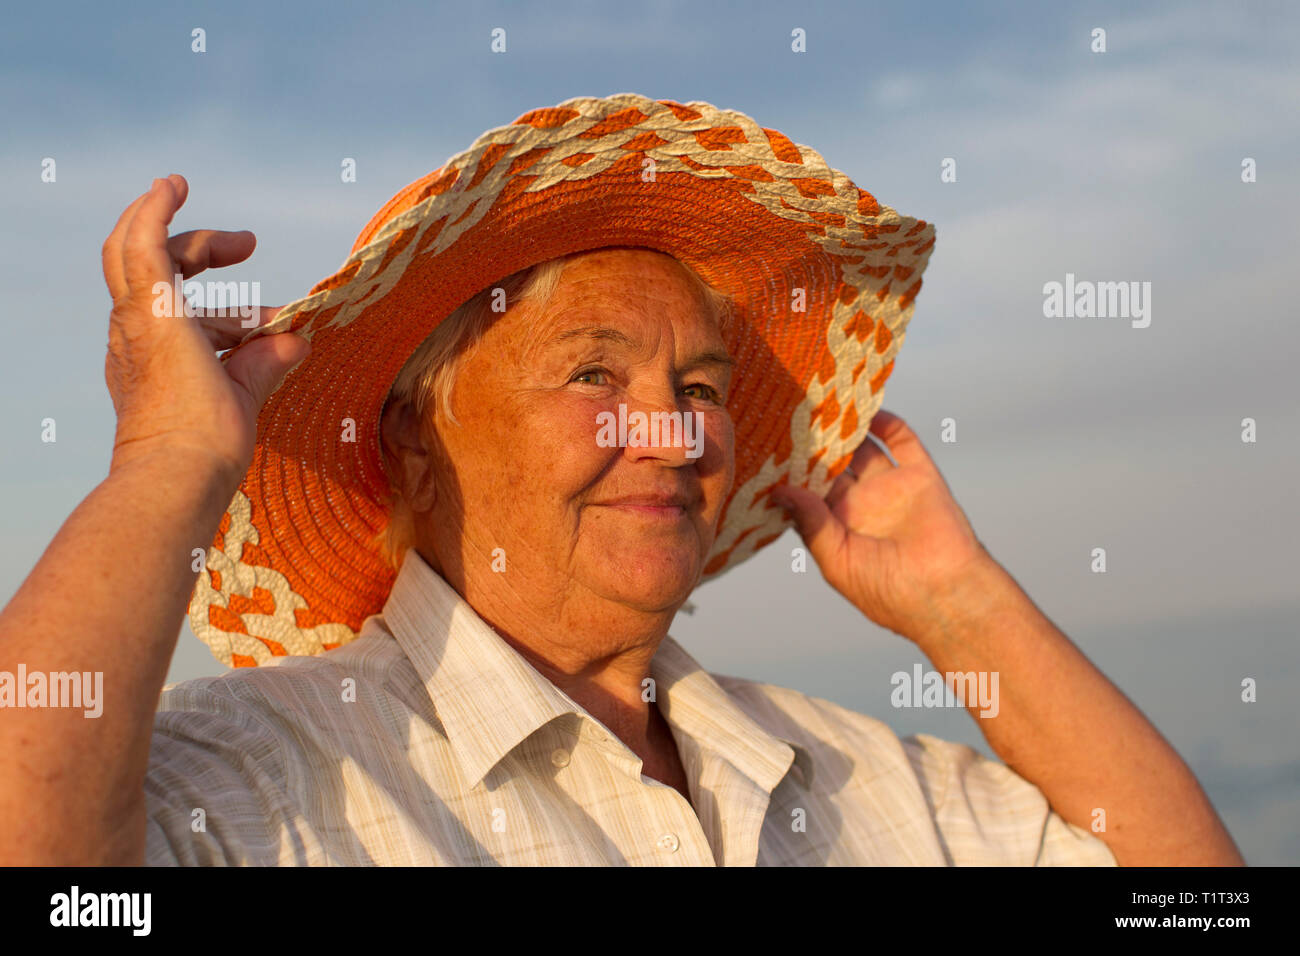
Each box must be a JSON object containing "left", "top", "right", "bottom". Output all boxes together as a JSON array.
[
  {"left": 772, "top": 410, "right": 1243, "bottom": 866},
  {"left": 0, "top": 452, "right": 238, "bottom": 863},
  {"left": 907, "top": 552, "right": 1243, "bottom": 865},
  {"left": 0, "top": 175, "right": 307, "bottom": 864}
]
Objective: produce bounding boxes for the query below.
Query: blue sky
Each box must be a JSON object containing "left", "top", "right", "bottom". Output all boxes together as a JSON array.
[{"left": 2, "top": 0, "right": 1296, "bottom": 863}]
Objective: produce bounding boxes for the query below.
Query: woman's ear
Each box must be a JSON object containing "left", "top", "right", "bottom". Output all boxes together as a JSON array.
[{"left": 379, "top": 396, "right": 438, "bottom": 512}]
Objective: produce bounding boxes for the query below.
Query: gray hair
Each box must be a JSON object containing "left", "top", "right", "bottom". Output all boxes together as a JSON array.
[{"left": 376, "top": 250, "right": 735, "bottom": 570}]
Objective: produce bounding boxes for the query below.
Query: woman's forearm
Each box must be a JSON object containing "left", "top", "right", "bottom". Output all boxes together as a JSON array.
[
  {"left": 907, "top": 555, "right": 1244, "bottom": 866},
  {"left": 0, "top": 450, "right": 237, "bottom": 864}
]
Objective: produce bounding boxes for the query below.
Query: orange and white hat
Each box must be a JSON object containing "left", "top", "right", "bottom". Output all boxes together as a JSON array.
[{"left": 188, "top": 92, "right": 937, "bottom": 667}]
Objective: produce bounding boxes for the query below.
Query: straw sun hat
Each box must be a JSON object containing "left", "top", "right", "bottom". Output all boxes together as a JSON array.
[{"left": 188, "top": 92, "right": 937, "bottom": 668}]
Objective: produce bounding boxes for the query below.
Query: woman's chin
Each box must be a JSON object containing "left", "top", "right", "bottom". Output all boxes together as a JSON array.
[{"left": 582, "top": 549, "right": 702, "bottom": 612}]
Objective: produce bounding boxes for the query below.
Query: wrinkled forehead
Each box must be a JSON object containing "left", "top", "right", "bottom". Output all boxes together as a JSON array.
[{"left": 534, "top": 250, "right": 725, "bottom": 336}]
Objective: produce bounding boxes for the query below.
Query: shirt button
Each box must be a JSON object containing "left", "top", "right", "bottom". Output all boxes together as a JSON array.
[
  {"left": 550, "top": 749, "right": 570, "bottom": 768},
  {"left": 657, "top": 833, "right": 680, "bottom": 853}
]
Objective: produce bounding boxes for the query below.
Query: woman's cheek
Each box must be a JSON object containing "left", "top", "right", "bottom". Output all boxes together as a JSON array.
[
  {"left": 706, "top": 409, "right": 734, "bottom": 466},
  {"left": 542, "top": 397, "right": 616, "bottom": 462}
]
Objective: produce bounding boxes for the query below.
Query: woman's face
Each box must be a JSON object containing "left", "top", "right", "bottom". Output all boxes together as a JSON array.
[{"left": 419, "top": 248, "right": 735, "bottom": 624}]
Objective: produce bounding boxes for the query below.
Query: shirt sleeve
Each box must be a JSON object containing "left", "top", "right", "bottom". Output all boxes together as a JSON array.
[
  {"left": 900, "top": 732, "right": 1117, "bottom": 867},
  {"left": 144, "top": 682, "right": 321, "bottom": 866}
]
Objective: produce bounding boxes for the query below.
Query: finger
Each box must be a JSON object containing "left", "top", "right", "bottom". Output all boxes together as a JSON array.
[
  {"left": 102, "top": 186, "right": 157, "bottom": 302},
  {"left": 825, "top": 464, "right": 857, "bottom": 512},
  {"left": 157, "top": 172, "right": 189, "bottom": 209},
  {"left": 854, "top": 430, "right": 898, "bottom": 478},
  {"left": 224, "top": 333, "right": 311, "bottom": 411},
  {"left": 826, "top": 430, "right": 895, "bottom": 510},
  {"left": 769, "top": 482, "right": 848, "bottom": 569},
  {"left": 867, "top": 409, "right": 930, "bottom": 470},
  {"left": 167, "top": 229, "right": 257, "bottom": 280},
  {"left": 196, "top": 306, "right": 284, "bottom": 350},
  {"left": 121, "top": 176, "right": 189, "bottom": 303}
]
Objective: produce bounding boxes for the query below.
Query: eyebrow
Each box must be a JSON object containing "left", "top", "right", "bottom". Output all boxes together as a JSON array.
[{"left": 548, "top": 325, "right": 735, "bottom": 370}]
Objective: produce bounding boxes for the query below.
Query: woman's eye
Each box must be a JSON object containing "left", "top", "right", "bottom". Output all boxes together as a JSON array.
[
  {"left": 570, "top": 367, "right": 721, "bottom": 403},
  {"left": 684, "top": 383, "right": 722, "bottom": 403},
  {"left": 570, "top": 366, "right": 608, "bottom": 385}
]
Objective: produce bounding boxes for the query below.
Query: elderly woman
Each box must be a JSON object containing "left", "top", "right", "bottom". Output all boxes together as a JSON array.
[{"left": 0, "top": 95, "right": 1240, "bottom": 866}]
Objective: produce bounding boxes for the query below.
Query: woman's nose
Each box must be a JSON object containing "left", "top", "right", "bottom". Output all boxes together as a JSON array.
[{"left": 615, "top": 386, "right": 706, "bottom": 465}]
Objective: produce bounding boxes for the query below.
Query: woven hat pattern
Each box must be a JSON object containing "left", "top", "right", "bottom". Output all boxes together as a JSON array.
[{"left": 188, "top": 93, "right": 936, "bottom": 667}]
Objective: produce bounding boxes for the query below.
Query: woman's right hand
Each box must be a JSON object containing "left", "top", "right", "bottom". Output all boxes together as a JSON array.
[{"left": 101, "top": 173, "right": 310, "bottom": 483}]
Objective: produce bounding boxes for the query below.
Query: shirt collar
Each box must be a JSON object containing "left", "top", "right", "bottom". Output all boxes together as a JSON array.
[
  {"left": 649, "top": 634, "right": 815, "bottom": 792},
  {"left": 380, "top": 550, "right": 813, "bottom": 793}
]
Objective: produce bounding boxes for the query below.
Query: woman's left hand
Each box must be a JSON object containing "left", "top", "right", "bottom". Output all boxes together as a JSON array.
[{"left": 770, "top": 410, "right": 992, "bottom": 641}]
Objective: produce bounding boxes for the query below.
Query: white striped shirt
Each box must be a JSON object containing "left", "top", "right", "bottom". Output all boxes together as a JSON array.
[{"left": 145, "top": 551, "right": 1116, "bottom": 866}]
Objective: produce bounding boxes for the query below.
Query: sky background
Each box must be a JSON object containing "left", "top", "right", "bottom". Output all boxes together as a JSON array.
[{"left": 1, "top": 0, "right": 1296, "bottom": 865}]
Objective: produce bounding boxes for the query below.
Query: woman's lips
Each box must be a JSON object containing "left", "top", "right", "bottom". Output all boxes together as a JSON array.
[{"left": 602, "top": 503, "right": 687, "bottom": 519}]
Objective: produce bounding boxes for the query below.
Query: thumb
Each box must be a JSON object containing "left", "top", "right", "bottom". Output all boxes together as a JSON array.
[
  {"left": 772, "top": 483, "right": 847, "bottom": 567},
  {"left": 224, "top": 333, "right": 311, "bottom": 410}
]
